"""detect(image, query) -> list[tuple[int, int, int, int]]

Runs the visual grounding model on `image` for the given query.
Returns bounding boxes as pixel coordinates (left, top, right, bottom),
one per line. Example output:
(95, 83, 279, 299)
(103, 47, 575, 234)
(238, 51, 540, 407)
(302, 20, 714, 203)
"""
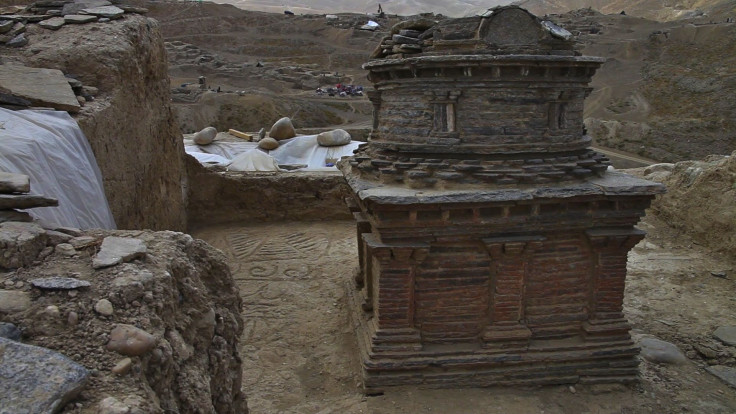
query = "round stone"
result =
(55, 243, 76, 257)
(317, 129, 351, 147)
(639, 337, 687, 364)
(268, 117, 296, 140)
(67, 311, 79, 326)
(193, 126, 217, 145)
(45, 305, 60, 318)
(111, 357, 132, 375)
(107, 324, 156, 356)
(94, 299, 114, 316)
(258, 137, 279, 150)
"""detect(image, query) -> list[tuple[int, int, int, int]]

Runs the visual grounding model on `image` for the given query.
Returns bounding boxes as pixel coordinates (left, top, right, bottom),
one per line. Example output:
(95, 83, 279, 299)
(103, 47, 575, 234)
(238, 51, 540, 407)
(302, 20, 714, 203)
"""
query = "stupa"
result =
(338, 6, 665, 392)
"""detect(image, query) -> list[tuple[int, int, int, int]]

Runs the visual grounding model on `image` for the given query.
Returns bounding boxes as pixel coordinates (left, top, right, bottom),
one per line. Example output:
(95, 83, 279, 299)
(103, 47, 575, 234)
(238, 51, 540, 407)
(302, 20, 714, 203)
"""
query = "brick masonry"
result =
(339, 6, 665, 392)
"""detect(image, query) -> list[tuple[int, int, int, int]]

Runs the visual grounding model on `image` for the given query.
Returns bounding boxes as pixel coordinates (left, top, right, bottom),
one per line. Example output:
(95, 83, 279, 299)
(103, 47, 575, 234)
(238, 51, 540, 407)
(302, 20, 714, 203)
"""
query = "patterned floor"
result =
(193, 221, 365, 413)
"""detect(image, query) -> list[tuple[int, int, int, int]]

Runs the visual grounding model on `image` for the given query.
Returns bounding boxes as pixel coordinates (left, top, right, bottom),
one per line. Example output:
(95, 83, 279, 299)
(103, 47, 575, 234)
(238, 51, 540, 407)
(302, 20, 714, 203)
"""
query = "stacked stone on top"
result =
(0, 0, 147, 48)
(353, 8, 611, 190)
(0, 172, 58, 223)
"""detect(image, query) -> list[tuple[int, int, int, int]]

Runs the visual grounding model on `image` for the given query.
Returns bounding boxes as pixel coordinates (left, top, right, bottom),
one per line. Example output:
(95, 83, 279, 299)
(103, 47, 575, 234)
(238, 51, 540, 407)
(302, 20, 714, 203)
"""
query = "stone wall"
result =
(10, 15, 187, 231)
(185, 156, 352, 230)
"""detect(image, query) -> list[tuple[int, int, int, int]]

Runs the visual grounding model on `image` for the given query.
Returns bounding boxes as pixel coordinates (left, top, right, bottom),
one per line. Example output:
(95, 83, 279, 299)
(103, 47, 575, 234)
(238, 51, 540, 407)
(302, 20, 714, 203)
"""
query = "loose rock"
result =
(258, 137, 279, 150)
(80, 5, 124, 19)
(94, 298, 114, 316)
(56, 243, 77, 256)
(64, 14, 97, 24)
(714, 326, 736, 346)
(69, 235, 97, 249)
(107, 324, 156, 356)
(0, 221, 47, 269)
(31, 276, 91, 290)
(639, 337, 688, 364)
(67, 311, 79, 326)
(0, 171, 30, 194)
(0, 64, 80, 113)
(268, 117, 296, 140)
(39, 16, 65, 30)
(45, 305, 61, 318)
(0, 193, 58, 209)
(0, 322, 21, 340)
(6, 33, 27, 48)
(707, 365, 736, 389)
(0, 289, 31, 313)
(0, 20, 13, 34)
(0, 337, 89, 414)
(45, 229, 73, 245)
(317, 129, 351, 147)
(193, 126, 217, 145)
(92, 236, 147, 269)
(111, 357, 132, 375)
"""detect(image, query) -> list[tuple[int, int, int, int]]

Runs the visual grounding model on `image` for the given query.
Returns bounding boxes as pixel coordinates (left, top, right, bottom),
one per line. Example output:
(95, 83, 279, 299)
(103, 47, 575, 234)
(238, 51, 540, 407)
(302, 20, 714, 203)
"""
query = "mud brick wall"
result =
(185, 156, 352, 230)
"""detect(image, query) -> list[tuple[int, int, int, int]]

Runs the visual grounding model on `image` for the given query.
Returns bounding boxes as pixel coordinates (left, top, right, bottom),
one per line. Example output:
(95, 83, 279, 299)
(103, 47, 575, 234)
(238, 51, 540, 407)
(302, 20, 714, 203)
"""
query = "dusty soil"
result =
(193, 215, 736, 414)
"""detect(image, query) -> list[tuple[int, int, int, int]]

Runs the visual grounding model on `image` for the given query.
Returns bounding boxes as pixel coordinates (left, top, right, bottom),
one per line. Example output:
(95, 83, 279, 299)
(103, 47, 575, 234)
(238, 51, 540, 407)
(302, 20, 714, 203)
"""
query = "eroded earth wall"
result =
(185, 156, 352, 229)
(632, 152, 736, 255)
(0, 225, 246, 413)
(9, 15, 187, 231)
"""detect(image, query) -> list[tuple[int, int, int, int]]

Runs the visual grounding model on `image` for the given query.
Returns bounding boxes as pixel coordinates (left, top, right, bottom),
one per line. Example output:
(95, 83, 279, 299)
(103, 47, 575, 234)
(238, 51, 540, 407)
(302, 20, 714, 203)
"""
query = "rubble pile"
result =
(0, 224, 248, 413)
(0, 172, 57, 226)
(0, 0, 148, 48)
(370, 19, 437, 59)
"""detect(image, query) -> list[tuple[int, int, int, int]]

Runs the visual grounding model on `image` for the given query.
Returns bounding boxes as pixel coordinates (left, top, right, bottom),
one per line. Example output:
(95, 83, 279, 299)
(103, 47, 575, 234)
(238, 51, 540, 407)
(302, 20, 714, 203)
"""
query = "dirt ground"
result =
(193, 214, 736, 414)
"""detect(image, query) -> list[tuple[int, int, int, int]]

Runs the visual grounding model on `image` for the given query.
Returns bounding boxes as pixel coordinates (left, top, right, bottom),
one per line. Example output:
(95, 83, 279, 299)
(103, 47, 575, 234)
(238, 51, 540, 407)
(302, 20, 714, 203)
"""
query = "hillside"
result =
(553, 9, 736, 161)
(516, 0, 736, 21)
(204, 0, 508, 17)
(147, 1, 735, 162)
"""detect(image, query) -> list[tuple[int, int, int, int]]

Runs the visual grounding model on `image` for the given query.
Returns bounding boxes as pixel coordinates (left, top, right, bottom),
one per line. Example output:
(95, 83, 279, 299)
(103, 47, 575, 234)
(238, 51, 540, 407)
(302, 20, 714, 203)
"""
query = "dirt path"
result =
(193, 217, 736, 414)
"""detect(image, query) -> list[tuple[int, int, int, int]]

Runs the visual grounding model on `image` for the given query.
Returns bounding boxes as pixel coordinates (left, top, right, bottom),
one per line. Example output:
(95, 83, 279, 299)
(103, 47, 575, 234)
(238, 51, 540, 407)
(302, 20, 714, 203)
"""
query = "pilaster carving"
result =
(481, 235, 545, 349)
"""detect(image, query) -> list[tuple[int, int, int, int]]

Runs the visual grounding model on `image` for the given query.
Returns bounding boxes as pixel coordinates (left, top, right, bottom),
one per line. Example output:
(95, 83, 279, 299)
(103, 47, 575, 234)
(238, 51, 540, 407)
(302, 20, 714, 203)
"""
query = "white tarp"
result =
(186, 151, 231, 166)
(0, 108, 116, 229)
(184, 133, 362, 171)
(228, 149, 280, 171)
(184, 139, 258, 160)
(270, 135, 361, 169)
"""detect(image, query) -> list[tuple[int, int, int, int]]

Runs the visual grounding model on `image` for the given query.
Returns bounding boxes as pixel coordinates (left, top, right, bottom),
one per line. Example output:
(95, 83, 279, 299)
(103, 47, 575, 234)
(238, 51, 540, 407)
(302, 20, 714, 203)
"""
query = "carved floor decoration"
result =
(193, 221, 362, 413)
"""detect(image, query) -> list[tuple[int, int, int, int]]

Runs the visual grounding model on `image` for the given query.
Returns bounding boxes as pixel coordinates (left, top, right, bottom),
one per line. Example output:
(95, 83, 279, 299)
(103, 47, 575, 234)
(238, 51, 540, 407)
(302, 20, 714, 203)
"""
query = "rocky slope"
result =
(516, 0, 736, 21)
(629, 151, 736, 256)
(562, 9, 736, 162)
(0, 224, 246, 413)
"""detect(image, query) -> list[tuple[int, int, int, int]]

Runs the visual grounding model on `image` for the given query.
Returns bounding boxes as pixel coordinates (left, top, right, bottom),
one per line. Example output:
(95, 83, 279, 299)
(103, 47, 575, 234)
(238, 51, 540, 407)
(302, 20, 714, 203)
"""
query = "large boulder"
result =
(268, 117, 296, 140)
(0, 337, 89, 414)
(317, 129, 351, 147)
(193, 126, 217, 145)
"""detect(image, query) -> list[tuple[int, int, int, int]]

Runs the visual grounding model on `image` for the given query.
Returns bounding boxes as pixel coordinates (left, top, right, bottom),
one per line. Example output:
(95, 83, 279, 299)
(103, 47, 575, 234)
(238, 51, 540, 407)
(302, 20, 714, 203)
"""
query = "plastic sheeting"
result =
(186, 151, 231, 166)
(184, 139, 259, 160)
(0, 108, 116, 230)
(184, 134, 363, 171)
(228, 149, 280, 171)
(270, 135, 361, 169)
